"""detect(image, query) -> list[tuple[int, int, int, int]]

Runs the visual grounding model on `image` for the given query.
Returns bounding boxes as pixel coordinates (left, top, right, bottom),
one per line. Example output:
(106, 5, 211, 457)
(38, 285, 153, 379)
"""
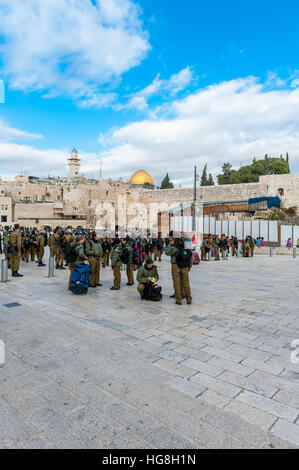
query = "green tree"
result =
(160, 173, 174, 189)
(217, 163, 233, 184)
(207, 173, 215, 186)
(200, 164, 209, 186)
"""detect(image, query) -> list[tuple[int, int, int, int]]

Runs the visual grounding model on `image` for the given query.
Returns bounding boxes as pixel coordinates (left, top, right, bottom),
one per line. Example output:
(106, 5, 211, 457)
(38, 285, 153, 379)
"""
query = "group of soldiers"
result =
(2, 224, 46, 276)
(1, 225, 192, 305)
(2, 224, 260, 306)
(200, 234, 256, 260)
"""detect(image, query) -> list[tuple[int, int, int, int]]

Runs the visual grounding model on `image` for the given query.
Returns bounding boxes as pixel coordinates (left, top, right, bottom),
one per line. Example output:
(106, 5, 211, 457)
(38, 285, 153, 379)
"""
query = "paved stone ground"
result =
(0, 251, 298, 449)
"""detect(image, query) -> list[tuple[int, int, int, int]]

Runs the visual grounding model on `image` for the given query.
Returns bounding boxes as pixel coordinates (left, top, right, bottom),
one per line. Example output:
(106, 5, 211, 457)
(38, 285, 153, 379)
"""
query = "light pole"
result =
(192, 166, 199, 232)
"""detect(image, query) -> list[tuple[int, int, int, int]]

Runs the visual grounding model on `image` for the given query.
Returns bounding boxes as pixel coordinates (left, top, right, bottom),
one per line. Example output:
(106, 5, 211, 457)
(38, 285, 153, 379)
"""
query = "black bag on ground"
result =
(175, 247, 192, 268)
(144, 283, 162, 301)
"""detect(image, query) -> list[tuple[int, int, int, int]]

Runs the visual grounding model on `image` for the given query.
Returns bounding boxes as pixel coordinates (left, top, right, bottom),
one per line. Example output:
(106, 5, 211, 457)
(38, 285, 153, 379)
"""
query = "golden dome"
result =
(130, 169, 154, 187)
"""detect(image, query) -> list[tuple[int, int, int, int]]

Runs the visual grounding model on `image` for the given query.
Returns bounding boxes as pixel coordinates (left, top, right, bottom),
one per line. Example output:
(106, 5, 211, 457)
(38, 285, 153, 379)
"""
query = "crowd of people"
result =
(200, 234, 257, 260)
(0, 225, 193, 305)
(1, 224, 298, 305)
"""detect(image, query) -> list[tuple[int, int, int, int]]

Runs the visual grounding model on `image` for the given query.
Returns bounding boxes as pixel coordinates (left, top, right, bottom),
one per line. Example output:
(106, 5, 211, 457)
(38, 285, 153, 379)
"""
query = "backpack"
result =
(176, 247, 192, 268)
(23, 239, 31, 249)
(120, 247, 130, 265)
(71, 263, 91, 295)
(64, 245, 77, 264)
(144, 283, 162, 301)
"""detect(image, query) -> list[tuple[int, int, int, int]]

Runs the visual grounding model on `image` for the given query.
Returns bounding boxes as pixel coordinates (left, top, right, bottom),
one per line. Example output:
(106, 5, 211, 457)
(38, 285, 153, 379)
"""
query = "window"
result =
(278, 188, 284, 196)
(1, 216, 7, 222)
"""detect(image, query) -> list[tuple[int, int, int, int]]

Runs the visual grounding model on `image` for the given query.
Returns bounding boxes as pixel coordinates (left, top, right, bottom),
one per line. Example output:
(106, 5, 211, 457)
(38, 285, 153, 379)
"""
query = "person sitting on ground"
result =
(136, 258, 159, 300)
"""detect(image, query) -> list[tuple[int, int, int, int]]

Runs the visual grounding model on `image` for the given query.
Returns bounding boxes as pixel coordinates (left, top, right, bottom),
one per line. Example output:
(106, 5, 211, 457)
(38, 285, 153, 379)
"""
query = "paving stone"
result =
(236, 391, 299, 422)
(105, 429, 155, 449)
(270, 419, 299, 447)
(223, 400, 277, 430)
(104, 401, 160, 435)
(241, 358, 285, 375)
(191, 372, 241, 398)
(25, 407, 75, 439)
(0, 398, 37, 447)
(207, 356, 254, 376)
(0, 253, 298, 448)
(183, 358, 224, 377)
(142, 426, 199, 449)
(218, 370, 278, 397)
(158, 350, 189, 364)
(167, 377, 207, 398)
(201, 406, 265, 446)
(272, 389, 299, 409)
(199, 389, 232, 409)
(69, 406, 124, 439)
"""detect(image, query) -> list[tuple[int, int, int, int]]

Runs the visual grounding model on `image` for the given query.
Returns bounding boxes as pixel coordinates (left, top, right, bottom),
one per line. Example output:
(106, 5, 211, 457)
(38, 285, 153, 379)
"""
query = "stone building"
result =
(0, 150, 298, 231)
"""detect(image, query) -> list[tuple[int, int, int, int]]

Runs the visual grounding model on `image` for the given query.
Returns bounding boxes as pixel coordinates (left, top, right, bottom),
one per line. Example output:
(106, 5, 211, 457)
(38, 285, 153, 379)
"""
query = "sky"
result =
(0, 0, 298, 185)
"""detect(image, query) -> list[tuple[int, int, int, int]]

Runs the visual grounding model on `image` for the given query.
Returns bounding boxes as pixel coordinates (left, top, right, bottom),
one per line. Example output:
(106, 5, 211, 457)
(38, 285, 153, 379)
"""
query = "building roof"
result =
(130, 169, 154, 186)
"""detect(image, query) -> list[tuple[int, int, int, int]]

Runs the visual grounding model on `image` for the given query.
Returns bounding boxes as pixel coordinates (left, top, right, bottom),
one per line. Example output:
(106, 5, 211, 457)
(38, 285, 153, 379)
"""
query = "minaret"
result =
(68, 149, 80, 180)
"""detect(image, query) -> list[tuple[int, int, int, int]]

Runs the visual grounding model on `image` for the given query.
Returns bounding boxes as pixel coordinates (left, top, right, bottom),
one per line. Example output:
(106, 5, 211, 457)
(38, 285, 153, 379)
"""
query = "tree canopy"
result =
(200, 164, 215, 186)
(160, 173, 174, 189)
(217, 154, 290, 185)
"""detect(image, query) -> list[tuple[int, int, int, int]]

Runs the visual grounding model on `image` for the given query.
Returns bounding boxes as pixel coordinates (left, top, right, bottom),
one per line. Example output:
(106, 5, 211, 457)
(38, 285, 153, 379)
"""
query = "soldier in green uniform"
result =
(3, 230, 12, 268)
(249, 236, 255, 257)
(110, 238, 123, 290)
(136, 258, 159, 299)
(101, 236, 111, 268)
(10, 224, 23, 277)
(23, 231, 31, 262)
(200, 237, 209, 261)
(36, 231, 46, 266)
(213, 235, 221, 260)
(85, 232, 103, 287)
(124, 236, 135, 286)
(165, 238, 192, 305)
(243, 236, 250, 257)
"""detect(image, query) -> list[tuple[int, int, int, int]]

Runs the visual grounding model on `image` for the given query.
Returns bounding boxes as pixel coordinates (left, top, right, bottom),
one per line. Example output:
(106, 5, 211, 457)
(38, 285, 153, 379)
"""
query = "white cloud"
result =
(0, 0, 149, 106)
(0, 120, 42, 141)
(1, 76, 299, 184)
(117, 66, 194, 111)
(98, 77, 299, 185)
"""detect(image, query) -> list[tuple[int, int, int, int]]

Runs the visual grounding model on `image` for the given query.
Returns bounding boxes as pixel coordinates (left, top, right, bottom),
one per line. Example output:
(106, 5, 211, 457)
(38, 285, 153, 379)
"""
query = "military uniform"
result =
(125, 242, 135, 285)
(213, 237, 220, 260)
(200, 238, 209, 261)
(68, 243, 87, 290)
(101, 238, 111, 267)
(23, 233, 31, 262)
(136, 264, 159, 297)
(3, 233, 11, 268)
(10, 228, 22, 276)
(110, 243, 123, 289)
(165, 245, 192, 304)
(36, 233, 45, 265)
(85, 239, 103, 287)
(243, 238, 250, 257)
(48, 234, 56, 257)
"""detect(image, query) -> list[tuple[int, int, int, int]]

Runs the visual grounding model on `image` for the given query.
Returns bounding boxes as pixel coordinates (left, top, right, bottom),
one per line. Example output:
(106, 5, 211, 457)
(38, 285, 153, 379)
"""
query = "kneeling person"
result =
(137, 258, 159, 299)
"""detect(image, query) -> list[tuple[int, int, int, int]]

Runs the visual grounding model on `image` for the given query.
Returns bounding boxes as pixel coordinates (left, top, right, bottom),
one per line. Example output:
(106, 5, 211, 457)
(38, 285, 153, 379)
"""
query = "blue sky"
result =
(0, 0, 298, 184)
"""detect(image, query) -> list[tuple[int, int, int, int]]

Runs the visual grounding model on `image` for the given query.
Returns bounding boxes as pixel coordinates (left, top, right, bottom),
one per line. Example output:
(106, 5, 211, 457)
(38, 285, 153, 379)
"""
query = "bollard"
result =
(48, 256, 55, 278)
(208, 250, 211, 261)
(1, 259, 8, 282)
(121, 263, 126, 272)
(224, 249, 228, 260)
(270, 247, 273, 257)
(236, 246, 240, 258)
(293, 247, 297, 258)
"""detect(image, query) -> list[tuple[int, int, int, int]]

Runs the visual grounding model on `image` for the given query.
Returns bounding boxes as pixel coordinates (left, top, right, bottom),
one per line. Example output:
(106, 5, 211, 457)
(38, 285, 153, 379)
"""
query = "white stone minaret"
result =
(68, 148, 80, 180)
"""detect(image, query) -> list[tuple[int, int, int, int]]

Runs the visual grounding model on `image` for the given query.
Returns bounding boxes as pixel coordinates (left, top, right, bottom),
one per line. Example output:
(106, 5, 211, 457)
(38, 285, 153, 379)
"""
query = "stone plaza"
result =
(0, 251, 298, 449)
